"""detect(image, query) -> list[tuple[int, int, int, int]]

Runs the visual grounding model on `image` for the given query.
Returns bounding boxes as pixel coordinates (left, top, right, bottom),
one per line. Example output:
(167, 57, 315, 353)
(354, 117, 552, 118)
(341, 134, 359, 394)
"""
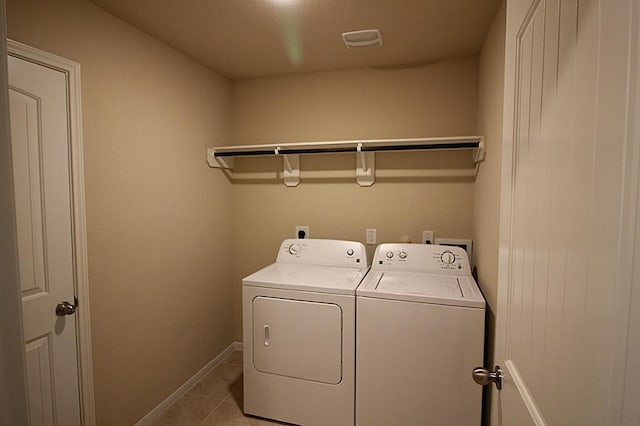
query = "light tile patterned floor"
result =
(150, 351, 283, 426)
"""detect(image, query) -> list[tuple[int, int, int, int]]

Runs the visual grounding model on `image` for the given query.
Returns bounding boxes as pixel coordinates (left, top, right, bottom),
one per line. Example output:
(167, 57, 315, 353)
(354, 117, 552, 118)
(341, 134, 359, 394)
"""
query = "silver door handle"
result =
(55, 301, 76, 316)
(472, 366, 503, 389)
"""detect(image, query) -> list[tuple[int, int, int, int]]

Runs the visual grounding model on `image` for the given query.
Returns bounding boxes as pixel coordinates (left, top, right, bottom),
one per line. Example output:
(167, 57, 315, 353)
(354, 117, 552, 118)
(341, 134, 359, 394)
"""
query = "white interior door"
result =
(9, 54, 82, 426)
(494, 0, 639, 424)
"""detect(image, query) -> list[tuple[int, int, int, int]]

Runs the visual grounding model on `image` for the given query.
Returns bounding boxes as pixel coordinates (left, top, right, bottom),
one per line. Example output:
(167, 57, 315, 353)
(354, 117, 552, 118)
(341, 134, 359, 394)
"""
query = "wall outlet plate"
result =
(295, 226, 310, 239)
(422, 230, 434, 244)
(435, 238, 473, 262)
(366, 228, 377, 245)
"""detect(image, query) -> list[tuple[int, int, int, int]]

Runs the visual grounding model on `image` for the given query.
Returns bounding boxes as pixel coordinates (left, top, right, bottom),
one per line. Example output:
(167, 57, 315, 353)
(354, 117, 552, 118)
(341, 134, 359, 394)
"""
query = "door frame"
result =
(8, 39, 96, 426)
(617, 2, 640, 422)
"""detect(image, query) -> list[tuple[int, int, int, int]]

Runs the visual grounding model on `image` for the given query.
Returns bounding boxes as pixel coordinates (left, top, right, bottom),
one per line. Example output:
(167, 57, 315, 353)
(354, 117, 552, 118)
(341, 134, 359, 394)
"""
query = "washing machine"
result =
(243, 239, 369, 425)
(356, 243, 485, 425)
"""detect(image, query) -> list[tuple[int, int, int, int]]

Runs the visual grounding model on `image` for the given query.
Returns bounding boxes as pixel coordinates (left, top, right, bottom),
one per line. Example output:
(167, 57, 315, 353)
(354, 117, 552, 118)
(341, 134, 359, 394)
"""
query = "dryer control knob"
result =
(346, 249, 354, 256)
(288, 244, 300, 255)
(399, 251, 407, 259)
(386, 251, 394, 259)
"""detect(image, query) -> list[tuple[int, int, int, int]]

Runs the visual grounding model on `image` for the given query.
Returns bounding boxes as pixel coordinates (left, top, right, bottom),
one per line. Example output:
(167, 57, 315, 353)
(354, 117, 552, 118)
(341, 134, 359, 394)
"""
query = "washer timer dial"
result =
(440, 250, 456, 264)
(288, 243, 300, 255)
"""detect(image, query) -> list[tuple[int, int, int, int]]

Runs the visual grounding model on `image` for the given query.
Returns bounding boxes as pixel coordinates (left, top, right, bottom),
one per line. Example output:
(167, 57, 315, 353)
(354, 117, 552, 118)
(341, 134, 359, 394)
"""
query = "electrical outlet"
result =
(366, 228, 377, 245)
(422, 230, 434, 244)
(295, 226, 310, 239)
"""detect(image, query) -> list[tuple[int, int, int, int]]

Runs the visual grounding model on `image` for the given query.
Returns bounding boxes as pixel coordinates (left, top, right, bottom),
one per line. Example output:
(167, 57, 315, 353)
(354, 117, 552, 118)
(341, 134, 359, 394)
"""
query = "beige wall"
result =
(474, 1, 505, 316)
(230, 57, 479, 339)
(473, 3, 505, 424)
(6, 1, 232, 425)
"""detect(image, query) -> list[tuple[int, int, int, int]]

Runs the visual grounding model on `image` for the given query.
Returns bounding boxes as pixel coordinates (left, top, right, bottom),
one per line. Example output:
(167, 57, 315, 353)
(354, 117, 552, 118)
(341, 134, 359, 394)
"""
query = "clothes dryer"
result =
(243, 239, 368, 425)
(356, 243, 485, 425)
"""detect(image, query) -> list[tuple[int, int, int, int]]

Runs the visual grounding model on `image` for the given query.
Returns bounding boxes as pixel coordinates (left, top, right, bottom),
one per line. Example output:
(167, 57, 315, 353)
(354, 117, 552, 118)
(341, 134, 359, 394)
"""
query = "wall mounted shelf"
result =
(207, 136, 485, 187)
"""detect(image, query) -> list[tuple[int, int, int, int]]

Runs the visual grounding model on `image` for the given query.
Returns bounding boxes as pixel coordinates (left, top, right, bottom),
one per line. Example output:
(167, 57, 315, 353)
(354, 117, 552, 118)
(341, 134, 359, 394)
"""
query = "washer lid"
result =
(376, 272, 463, 298)
(357, 271, 485, 308)
(243, 263, 367, 295)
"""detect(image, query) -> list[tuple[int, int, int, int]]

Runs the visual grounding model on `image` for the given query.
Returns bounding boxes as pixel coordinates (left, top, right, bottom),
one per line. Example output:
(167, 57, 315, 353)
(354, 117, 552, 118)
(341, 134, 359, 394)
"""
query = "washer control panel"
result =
(277, 239, 368, 268)
(373, 243, 470, 275)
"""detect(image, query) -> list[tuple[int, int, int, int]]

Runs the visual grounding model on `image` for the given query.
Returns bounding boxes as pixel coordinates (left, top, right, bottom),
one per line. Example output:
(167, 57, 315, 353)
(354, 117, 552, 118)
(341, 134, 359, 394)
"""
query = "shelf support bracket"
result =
(357, 143, 367, 172)
(473, 138, 486, 163)
(279, 148, 300, 187)
(207, 148, 234, 169)
(356, 143, 375, 186)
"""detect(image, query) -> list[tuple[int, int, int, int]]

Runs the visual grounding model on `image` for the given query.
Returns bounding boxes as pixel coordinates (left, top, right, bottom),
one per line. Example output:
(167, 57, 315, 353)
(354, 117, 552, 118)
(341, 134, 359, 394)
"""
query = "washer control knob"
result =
(441, 250, 456, 264)
(386, 251, 394, 259)
(288, 243, 300, 255)
(399, 251, 407, 259)
(346, 249, 354, 256)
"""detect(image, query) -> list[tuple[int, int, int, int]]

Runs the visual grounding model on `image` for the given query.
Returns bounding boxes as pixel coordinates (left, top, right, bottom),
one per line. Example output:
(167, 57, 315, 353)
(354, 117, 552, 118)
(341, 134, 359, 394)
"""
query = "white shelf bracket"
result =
(357, 143, 368, 172)
(356, 143, 375, 186)
(473, 138, 486, 163)
(207, 148, 234, 169)
(279, 149, 300, 187)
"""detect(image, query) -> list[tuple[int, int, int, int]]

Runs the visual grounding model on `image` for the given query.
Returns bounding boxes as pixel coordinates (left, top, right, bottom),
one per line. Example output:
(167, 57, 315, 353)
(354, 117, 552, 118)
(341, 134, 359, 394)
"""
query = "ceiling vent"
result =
(341, 29, 383, 48)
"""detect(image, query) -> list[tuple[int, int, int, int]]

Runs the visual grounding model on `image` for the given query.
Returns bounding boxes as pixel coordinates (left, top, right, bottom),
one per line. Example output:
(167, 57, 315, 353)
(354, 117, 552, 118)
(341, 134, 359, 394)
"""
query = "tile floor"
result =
(150, 351, 285, 426)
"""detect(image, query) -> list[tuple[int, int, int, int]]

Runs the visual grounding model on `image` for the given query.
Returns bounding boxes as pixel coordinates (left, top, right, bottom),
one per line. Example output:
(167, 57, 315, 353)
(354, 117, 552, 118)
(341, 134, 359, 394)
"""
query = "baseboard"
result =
(134, 341, 242, 426)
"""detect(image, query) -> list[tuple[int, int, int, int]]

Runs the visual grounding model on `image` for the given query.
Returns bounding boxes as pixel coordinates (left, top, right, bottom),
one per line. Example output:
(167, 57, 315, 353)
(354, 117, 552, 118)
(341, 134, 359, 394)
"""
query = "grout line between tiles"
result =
(155, 350, 242, 426)
(198, 391, 232, 426)
(196, 351, 237, 426)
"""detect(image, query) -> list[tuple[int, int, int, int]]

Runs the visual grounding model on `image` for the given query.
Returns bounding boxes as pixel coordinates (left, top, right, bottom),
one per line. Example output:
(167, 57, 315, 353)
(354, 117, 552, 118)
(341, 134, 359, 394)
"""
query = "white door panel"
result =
(10, 89, 46, 297)
(495, 0, 638, 424)
(9, 55, 82, 426)
(25, 336, 55, 426)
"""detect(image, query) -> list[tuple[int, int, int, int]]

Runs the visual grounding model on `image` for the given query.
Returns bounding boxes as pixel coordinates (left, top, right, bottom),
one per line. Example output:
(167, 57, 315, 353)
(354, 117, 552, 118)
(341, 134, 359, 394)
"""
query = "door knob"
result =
(55, 301, 76, 316)
(472, 366, 503, 390)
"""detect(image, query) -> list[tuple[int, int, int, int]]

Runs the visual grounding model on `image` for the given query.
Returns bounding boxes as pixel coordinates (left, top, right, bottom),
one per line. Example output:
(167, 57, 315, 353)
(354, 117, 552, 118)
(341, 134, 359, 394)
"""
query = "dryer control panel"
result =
(373, 243, 470, 275)
(276, 239, 368, 268)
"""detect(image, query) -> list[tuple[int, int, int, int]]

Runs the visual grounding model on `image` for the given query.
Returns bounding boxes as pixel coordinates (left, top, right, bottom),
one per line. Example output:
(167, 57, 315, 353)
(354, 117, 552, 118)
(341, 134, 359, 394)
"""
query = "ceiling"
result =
(89, 0, 502, 79)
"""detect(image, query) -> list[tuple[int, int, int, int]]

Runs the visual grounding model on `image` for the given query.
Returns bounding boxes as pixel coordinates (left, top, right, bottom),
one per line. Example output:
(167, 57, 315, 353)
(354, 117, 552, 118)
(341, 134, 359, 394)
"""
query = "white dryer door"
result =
(252, 296, 342, 384)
